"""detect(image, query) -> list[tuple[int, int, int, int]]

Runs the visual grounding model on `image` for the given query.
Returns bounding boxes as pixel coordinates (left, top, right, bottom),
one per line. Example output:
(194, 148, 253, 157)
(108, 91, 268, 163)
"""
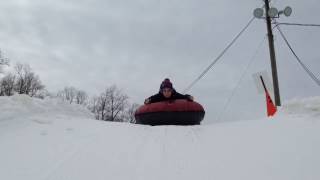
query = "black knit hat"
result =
(160, 78, 173, 91)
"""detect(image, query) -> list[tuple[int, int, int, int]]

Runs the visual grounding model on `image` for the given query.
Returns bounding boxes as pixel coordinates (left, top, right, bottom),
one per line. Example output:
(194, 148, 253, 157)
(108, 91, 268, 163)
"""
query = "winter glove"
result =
(187, 95, 194, 102)
(144, 98, 151, 105)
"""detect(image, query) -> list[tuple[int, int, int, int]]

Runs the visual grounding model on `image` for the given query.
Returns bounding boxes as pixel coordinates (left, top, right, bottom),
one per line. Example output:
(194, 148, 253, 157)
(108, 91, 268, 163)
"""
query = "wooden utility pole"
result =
(264, 0, 281, 106)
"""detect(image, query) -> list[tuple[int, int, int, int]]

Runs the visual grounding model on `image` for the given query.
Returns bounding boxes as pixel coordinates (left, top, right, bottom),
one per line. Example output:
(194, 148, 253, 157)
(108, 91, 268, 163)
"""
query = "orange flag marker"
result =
(265, 90, 277, 117)
(260, 76, 277, 117)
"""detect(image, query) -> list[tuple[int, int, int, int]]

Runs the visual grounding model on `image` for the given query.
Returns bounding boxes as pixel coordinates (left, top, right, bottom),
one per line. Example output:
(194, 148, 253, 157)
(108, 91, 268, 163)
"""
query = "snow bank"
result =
(0, 95, 319, 180)
(0, 94, 93, 122)
(282, 96, 320, 117)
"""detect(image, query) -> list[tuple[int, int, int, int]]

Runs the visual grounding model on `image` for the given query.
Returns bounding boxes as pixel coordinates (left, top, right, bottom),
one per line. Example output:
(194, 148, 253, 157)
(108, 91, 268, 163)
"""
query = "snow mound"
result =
(0, 94, 93, 122)
(0, 95, 320, 180)
(282, 96, 320, 117)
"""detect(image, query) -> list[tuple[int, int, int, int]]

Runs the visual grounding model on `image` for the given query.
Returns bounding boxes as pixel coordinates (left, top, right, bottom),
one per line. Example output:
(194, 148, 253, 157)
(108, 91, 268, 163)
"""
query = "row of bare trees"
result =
(0, 49, 139, 123)
(57, 87, 88, 105)
(56, 85, 140, 123)
(0, 63, 45, 97)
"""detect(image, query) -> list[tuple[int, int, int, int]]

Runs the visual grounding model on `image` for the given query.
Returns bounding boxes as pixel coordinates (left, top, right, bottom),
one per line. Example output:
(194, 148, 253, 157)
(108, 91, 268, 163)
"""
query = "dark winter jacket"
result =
(147, 90, 192, 104)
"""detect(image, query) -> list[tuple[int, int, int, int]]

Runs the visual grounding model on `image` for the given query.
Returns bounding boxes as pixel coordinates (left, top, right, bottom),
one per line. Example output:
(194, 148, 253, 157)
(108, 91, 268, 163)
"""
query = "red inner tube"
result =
(136, 99, 204, 114)
(135, 99, 205, 125)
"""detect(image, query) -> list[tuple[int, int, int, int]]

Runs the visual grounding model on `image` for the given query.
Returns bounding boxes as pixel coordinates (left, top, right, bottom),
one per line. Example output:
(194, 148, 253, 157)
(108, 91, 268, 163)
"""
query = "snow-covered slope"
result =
(0, 95, 319, 180)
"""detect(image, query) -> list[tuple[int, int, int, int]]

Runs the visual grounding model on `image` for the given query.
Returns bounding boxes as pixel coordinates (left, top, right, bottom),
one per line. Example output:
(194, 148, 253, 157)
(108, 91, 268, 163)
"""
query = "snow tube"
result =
(135, 99, 205, 126)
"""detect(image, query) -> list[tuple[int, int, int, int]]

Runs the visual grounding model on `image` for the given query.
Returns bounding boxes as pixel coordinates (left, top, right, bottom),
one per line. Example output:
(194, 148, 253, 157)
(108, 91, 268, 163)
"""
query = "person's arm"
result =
(144, 93, 162, 104)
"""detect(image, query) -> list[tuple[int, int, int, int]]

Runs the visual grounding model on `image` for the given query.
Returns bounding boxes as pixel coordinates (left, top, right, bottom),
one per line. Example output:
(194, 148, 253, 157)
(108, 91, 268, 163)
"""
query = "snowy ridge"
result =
(282, 96, 320, 117)
(0, 94, 93, 122)
(0, 95, 319, 180)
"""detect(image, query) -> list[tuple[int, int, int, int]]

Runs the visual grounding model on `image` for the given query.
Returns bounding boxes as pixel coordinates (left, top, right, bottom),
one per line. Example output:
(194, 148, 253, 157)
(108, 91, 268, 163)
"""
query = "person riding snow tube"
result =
(135, 78, 205, 125)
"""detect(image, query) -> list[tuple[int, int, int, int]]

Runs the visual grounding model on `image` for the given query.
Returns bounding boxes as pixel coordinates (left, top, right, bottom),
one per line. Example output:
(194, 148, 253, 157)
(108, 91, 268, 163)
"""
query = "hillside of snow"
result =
(0, 94, 320, 180)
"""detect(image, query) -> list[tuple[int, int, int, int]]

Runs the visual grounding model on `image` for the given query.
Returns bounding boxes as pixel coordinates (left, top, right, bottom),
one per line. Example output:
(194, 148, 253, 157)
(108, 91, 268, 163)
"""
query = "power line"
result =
(273, 22, 320, 28)
(276, 25, 320, 87)
(183, 17, 255, 93)
(217, 35, 267, 121)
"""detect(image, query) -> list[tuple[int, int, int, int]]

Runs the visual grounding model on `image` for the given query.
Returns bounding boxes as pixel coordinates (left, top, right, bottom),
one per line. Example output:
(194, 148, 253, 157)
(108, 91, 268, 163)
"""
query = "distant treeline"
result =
(0, 62, 45, 98)
(0, 53, 139, 123)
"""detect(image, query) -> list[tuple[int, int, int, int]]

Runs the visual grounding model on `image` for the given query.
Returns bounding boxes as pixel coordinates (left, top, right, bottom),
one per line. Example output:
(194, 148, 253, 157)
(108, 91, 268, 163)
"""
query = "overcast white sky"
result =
(0, 0, 319, 124)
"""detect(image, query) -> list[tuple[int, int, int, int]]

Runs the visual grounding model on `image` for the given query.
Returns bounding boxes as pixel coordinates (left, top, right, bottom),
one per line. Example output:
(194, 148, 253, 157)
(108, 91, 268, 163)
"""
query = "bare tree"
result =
(125, 103, 140, 123)
(75, 90, 88, 105)
(57, 89, 66, 101)
(106, 85, 128, 122)
(87, 96, 101, 120)
(57, 87, 88, 105)
(0, 73, 15, 96)
(14, 63, 26, 94)
(90, 85, 129, 121)
(13, 63, 44, 96)
(24, 71, 36, 95)
(57, 86, 77, 104)
(29, 75, 45, 97)
(33, 89, 51, 99)
(96, 93, 108, 120)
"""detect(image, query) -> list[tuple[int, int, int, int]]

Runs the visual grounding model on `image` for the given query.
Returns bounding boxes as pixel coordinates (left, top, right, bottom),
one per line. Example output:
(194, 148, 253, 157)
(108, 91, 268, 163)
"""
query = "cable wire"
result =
(217, 35, 267, 121)
(273, 22, 320, 28)
(183, 17, 255, 93)
(276, 25, 320, 87)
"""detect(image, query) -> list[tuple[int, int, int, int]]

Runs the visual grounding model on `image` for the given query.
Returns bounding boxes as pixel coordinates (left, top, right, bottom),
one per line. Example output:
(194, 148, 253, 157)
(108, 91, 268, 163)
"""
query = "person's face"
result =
(162, 88, 172, 98)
